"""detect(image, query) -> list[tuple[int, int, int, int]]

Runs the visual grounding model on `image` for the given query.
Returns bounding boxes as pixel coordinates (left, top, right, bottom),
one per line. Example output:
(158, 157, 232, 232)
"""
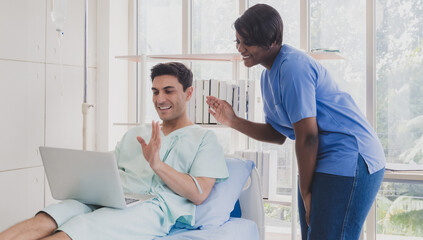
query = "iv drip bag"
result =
(51, 0, 67, 36)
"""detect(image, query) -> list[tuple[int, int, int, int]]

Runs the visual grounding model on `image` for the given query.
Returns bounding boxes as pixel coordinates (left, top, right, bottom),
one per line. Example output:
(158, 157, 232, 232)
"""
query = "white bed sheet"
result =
(156, 217, 259, 240)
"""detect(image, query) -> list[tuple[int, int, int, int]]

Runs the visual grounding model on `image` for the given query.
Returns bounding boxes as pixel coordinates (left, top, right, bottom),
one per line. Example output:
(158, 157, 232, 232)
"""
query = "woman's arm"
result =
(293, 117, 319, 225)
(207, 96, 286, 145)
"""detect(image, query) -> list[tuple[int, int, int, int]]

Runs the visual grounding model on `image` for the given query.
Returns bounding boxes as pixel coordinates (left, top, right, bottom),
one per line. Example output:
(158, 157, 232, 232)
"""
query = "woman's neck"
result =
(262, 44, 282, 70)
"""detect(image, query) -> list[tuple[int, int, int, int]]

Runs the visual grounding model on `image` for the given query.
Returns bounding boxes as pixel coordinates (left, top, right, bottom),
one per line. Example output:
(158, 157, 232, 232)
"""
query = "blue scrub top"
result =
(261, 44, 385, 177)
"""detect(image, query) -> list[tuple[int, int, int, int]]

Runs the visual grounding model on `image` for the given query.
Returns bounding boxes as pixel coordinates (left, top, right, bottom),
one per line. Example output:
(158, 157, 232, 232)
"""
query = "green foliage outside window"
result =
(377, 183, 423, 237)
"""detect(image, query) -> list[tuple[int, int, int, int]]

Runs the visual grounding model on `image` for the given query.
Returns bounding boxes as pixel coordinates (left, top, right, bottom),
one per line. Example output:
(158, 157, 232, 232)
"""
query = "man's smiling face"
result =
(152, 74, 191, 123)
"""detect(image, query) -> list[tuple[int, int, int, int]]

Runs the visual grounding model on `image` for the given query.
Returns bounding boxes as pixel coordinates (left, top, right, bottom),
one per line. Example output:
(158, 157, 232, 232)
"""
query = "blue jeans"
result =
(298, 154, 384, 240)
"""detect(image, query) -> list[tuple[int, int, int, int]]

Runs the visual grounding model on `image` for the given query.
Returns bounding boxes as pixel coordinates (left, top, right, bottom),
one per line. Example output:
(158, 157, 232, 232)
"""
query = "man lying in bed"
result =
(0, 62, 229, 240)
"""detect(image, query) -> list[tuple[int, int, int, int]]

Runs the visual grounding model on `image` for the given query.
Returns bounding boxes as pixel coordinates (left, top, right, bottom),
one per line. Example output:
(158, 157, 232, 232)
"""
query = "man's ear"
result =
(186, 86, 194, 101)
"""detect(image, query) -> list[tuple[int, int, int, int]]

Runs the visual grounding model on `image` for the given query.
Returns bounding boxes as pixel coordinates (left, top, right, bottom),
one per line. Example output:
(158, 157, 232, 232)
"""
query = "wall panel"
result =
(0, 0, 46, 62)
(0, 60, 44, 171)
(0, 167, 44, 231)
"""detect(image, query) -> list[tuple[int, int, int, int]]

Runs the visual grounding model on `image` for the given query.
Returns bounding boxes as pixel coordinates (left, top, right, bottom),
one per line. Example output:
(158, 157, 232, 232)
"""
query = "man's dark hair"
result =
(234, 4, 283, 48)
(150, 62, 193, 91)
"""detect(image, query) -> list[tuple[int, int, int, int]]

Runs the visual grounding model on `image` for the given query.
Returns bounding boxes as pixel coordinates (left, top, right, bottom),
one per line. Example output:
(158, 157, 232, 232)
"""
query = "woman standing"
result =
(206, 4, 385, 240)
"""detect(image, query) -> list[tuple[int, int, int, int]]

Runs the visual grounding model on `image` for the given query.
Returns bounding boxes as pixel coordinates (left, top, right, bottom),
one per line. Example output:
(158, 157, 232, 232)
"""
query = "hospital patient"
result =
(0, 62, 229, 240)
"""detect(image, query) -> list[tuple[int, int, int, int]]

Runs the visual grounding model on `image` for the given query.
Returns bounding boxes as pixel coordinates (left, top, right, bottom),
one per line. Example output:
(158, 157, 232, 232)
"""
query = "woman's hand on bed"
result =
(137, 121, 162, 170)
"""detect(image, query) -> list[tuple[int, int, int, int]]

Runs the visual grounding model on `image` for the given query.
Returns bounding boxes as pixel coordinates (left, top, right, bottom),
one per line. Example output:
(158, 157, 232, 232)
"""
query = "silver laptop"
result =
(39, 146, 156, 209)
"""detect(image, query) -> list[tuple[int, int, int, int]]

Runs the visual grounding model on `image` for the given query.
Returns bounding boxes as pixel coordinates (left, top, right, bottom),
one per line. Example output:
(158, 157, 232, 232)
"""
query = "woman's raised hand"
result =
(206, 96, 237, 127)
(137, 121, 162, 170)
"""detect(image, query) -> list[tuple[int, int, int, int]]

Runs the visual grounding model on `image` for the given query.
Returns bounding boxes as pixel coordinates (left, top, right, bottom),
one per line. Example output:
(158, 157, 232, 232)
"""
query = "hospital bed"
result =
(156, 158, 265, 240)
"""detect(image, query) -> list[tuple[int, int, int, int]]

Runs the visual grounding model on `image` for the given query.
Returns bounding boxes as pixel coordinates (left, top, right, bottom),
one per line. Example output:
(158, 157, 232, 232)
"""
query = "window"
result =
(138, 0, 183, 123)
(376, 182, 423, 239)
(138, 0, 182, 55)
(191, 0, 238, 54)
(376, 0, 423, 167)
(191, 0, 237, 81)
(310, 0, 367, 112)
(375, 1, 423, 239)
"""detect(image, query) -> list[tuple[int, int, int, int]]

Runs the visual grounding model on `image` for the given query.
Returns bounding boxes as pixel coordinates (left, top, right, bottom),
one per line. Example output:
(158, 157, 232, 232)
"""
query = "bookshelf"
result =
(115, 53, 249, 152)
(114, 51, 343, 127)
(114, 53, 244, 126)
(307, 51, 344, 60)
(113, 122, 141, 126)
(116, 53, 242, 62)
(115, 51, 343, 63)
(113, 122, 229, 128)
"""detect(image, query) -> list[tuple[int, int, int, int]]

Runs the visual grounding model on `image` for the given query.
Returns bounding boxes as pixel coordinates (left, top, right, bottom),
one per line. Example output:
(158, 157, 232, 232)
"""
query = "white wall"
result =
(0, 0, 99, 230)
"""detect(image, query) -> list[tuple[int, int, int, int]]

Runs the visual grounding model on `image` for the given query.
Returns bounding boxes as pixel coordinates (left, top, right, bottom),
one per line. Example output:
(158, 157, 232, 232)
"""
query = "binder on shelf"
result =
(189, 89, 196, 123)
(247, 80, 256, 121)
(218, 81, 227, 104)
(195, 80, 203, 124)
(238, 80, 247, 119)
(226, 83, 234, 107)
(257, 150, 263, 187)
(242, 150, 258, 168)
(209, 79, 219, 124)
(203, 79, 210, 124)
(232, 84, 240, 116)
(262, 150, 277, 199)
(234, 149, 278, 199)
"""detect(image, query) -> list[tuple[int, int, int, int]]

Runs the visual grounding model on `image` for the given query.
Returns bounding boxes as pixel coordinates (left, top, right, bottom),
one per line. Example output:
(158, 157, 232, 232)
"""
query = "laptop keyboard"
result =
(125, 197, 139, 205)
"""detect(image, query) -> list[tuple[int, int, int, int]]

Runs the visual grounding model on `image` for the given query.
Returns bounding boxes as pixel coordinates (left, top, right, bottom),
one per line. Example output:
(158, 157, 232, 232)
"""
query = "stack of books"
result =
(189, 79, 256, 124)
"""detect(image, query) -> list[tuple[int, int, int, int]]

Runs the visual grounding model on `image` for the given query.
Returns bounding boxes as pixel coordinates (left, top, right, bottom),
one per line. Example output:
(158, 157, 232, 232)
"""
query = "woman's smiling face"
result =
(235, 32, 273, 68)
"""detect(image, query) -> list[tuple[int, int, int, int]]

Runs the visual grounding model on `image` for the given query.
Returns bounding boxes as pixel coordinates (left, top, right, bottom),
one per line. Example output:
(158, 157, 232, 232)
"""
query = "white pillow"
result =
(175, 158, 254, 229)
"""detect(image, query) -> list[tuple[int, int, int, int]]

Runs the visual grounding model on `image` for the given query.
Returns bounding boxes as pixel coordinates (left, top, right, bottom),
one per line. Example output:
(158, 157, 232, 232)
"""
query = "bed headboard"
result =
(239, 168, 265, 240)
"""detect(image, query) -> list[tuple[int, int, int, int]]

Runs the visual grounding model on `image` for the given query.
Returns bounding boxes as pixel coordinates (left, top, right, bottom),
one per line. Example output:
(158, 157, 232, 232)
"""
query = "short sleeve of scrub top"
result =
(279, 59, 318, 124)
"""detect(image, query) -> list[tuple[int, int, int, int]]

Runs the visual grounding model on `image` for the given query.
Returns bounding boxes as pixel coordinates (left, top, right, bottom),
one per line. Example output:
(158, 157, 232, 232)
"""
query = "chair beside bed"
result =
(156, 158, 265, 240)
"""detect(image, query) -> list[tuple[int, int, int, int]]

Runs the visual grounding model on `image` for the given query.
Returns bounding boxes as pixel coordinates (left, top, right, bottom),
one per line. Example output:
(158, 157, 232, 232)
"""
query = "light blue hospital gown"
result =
(42, 124, 229, 240)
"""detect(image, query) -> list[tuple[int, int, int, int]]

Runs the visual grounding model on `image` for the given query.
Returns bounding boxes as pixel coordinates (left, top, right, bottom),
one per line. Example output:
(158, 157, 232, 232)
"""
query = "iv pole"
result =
(82, 0, 94, 150)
